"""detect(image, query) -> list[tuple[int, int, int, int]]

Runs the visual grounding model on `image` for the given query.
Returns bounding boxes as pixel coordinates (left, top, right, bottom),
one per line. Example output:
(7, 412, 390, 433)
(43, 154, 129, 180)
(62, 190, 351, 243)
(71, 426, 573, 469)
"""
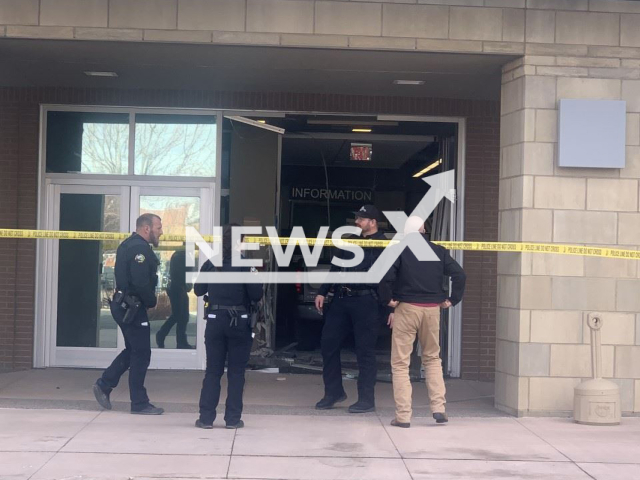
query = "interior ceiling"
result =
(0, 39, 512, 100)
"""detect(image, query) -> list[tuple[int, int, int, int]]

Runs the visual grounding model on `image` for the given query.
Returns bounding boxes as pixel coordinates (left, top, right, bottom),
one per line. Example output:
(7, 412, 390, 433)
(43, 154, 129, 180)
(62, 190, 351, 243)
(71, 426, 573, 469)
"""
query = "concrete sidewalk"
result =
(1, 369, 639, 479)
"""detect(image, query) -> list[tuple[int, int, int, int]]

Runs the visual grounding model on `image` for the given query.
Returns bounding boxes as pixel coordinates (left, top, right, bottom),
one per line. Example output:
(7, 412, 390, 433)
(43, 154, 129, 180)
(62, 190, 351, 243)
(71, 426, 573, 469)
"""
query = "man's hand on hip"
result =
(315, 295, 325, 314)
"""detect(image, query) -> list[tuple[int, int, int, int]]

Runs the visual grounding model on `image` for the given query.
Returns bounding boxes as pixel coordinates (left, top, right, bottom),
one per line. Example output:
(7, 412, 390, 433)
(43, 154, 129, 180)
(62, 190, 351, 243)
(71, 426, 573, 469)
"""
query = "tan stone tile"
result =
(109, 0, 177, 30)
(535, 110, 557, 143)
(556, 77, 621, 100)
(551, 277, 617, 312)
(618, 212, 640, 245)
(281, 34, 348, 48)
(416, 38, 483, 53)
(502, 8, 525, 43)
(529, 377, 582, 412)
(525, 10, 555, 44)
(550, 344, 614, 377)
(449, 6, 503, 42)
(7, 25, 74, 39)
(555, 11, 620, 47)
(75, 28, 143, 41)
(144, 29, 211, 43)
(614, 346, 640, 378)
(349, 36, 416, 50)
(315, 1, 382, 36)
(178, 0, 245, 32)
(40, 0, 107, 27)
(247, 0, 314, 34)
(621, 14, 640, 48)
(0, 0, 38, 25)
(531, 310, 582, 344)
(382, 4, 448, 39)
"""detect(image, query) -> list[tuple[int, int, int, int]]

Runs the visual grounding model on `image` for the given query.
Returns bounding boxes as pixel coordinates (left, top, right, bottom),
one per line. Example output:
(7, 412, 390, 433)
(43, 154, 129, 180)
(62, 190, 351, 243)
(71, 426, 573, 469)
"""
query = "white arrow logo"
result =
(188, 169, 456, 284)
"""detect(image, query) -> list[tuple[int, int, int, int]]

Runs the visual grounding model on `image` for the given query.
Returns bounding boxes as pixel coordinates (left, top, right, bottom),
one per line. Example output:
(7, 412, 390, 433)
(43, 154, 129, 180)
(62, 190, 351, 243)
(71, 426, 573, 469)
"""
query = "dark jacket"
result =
(379, 233, 466, 306)
(194, 258, 263, 308)
(318, 230, 387, 297)
(114, 232, 159, 309)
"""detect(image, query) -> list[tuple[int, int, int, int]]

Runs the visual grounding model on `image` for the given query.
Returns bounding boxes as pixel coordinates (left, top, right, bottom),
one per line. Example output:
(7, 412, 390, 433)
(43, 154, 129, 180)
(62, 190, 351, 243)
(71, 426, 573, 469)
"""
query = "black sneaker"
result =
(315, 393, 347, 410)
(93, 382, 112, 410)
(348, 401, 375, 414)
(433, 412, 448, 424)
(195, 419, 213, 429)
(131, 404, 164, 415)
(225, 419, 244, 429)
(156, 332, 165, 348)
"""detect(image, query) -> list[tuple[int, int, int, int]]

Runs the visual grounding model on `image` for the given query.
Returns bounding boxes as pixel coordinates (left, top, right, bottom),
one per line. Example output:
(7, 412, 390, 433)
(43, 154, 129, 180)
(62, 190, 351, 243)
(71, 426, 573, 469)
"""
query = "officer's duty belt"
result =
(336, 288, 375, 298)
(208, 304, 247, 312)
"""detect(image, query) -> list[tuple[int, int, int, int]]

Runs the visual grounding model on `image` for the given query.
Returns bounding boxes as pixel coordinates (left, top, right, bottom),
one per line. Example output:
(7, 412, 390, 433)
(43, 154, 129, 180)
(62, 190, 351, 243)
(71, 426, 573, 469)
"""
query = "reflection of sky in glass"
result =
(81, 123, 129, 174)
(135, 123, 216, 177)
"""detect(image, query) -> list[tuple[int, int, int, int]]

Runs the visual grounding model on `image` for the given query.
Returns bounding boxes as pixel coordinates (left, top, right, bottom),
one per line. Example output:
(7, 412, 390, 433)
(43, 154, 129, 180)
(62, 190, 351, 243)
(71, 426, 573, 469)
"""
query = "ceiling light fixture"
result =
(413, 159, 443, 178)
(352, 128, 372, 133)
(84, 71, 118, 77)
(393, 80, 425, 86)
(257, 120, 266, 124)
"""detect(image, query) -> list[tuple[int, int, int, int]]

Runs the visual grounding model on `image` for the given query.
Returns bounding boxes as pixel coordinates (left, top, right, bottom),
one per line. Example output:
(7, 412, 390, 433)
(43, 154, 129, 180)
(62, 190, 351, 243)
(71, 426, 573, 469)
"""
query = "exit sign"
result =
(350, 143, 372, 161)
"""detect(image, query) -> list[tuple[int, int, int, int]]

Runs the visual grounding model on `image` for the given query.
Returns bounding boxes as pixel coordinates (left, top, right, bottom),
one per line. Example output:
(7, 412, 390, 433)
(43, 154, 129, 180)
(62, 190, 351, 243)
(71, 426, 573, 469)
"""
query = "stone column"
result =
(497, 55, 640, 416)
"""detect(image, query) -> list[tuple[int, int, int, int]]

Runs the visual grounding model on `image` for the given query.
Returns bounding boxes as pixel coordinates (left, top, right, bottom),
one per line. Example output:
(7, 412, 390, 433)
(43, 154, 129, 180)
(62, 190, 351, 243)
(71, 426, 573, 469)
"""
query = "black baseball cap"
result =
(353, 205, 382, 221)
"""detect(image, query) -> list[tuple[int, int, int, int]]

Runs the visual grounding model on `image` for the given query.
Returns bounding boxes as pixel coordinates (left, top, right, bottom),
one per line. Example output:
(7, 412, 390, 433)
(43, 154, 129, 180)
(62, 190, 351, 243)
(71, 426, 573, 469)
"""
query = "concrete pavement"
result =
(0, 369, 639, 479)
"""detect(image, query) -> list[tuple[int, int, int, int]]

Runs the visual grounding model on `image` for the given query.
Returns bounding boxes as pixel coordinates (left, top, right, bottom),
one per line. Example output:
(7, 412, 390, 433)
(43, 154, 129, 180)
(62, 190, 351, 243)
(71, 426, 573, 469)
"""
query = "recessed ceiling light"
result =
(257, 120, 266, 124)
(84, 71, 118, 77)
(393, 80, 425, 86)
(352, 128, 372, 133)
(413, 159, 443, 178)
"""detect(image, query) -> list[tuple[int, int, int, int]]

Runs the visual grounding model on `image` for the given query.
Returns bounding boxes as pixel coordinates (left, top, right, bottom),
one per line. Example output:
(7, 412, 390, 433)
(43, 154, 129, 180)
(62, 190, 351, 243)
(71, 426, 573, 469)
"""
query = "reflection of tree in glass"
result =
(81, 124, 128, 174)
(135, 124, 216, 176)
(140, 196, 200, 236)
(103, 195, 121, 233)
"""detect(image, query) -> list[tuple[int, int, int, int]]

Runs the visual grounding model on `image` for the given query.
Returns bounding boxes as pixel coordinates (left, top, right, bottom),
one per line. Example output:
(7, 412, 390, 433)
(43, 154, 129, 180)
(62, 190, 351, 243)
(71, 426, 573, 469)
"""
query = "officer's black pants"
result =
(199, 311, 252, 425)
(321, 294, 381, 406)
(157, 288, 190, 347)
(100, 303, 151, 410)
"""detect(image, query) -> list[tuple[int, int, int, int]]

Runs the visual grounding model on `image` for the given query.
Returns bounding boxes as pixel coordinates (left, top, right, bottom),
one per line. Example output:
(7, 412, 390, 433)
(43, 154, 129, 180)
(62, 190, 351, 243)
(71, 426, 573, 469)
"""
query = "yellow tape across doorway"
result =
(1, 227, 639, 259)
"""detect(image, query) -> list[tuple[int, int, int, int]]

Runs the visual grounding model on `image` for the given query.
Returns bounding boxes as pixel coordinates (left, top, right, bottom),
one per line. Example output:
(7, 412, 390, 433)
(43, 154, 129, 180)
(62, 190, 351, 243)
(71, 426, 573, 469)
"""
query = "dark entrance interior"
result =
(248, 114, 459, 376)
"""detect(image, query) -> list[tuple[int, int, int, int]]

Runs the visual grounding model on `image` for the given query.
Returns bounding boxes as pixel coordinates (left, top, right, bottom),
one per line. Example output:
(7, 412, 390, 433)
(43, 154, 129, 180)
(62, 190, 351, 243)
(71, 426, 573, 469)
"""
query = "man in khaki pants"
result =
(379, 216, 466, 428)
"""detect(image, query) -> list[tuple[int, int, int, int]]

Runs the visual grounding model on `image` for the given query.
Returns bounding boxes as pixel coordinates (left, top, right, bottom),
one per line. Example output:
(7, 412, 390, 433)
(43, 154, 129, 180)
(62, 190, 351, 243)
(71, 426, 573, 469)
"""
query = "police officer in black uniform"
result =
(194, 224, 263, 429)
(93, 213, 164, 415)
(314, 205, 387, 413)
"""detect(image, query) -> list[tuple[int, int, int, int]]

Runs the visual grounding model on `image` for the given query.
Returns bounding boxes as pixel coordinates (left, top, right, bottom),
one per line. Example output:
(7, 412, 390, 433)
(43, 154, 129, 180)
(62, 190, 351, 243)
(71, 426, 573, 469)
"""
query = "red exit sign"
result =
(350, 143, 372, 161)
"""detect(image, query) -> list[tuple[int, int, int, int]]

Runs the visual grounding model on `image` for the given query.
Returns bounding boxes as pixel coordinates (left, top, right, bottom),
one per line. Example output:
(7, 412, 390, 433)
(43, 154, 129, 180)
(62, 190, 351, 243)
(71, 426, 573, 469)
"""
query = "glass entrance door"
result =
(48, 185, 129, 367)
(131, 186, 212, 370)
(47, 184, 212, 369)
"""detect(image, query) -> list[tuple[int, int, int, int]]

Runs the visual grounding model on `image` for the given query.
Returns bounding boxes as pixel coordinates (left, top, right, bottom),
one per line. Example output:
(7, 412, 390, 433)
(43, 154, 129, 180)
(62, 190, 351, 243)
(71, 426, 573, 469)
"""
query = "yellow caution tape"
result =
(0, 228, 638, 259)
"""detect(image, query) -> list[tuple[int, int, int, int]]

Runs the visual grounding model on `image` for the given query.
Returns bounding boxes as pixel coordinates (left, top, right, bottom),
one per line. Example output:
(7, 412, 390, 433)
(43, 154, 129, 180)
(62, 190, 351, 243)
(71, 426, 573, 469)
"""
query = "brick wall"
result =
(0, 87, 499, 379)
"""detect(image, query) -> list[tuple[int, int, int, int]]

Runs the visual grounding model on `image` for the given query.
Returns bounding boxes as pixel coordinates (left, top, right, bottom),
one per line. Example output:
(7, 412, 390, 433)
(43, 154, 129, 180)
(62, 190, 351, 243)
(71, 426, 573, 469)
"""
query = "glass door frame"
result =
(42, 183, 130, 368)
(37, 178, 216, 369)
(130, 185, 214, 370)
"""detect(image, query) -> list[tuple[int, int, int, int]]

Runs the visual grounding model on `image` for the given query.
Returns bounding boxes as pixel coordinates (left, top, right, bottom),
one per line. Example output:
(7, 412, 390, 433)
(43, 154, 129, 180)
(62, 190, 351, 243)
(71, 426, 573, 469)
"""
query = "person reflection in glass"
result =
(156, 246, 194, 349)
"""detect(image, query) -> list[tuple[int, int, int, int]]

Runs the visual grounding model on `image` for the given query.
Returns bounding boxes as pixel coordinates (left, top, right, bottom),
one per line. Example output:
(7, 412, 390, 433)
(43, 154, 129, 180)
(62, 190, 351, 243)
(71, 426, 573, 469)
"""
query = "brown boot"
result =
(390, 418, 410, 428)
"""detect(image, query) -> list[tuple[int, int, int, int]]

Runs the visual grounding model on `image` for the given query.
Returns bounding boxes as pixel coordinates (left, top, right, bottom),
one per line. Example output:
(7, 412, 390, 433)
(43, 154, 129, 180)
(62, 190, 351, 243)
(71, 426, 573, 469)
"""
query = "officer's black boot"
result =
(93, 380, 112, 410)
(348, 400, 376, 413)
(131, 403, 164, 415)
(195, 419, 213, 429)
(315, 392, 347, 410)
(225, 419, 245, 429)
